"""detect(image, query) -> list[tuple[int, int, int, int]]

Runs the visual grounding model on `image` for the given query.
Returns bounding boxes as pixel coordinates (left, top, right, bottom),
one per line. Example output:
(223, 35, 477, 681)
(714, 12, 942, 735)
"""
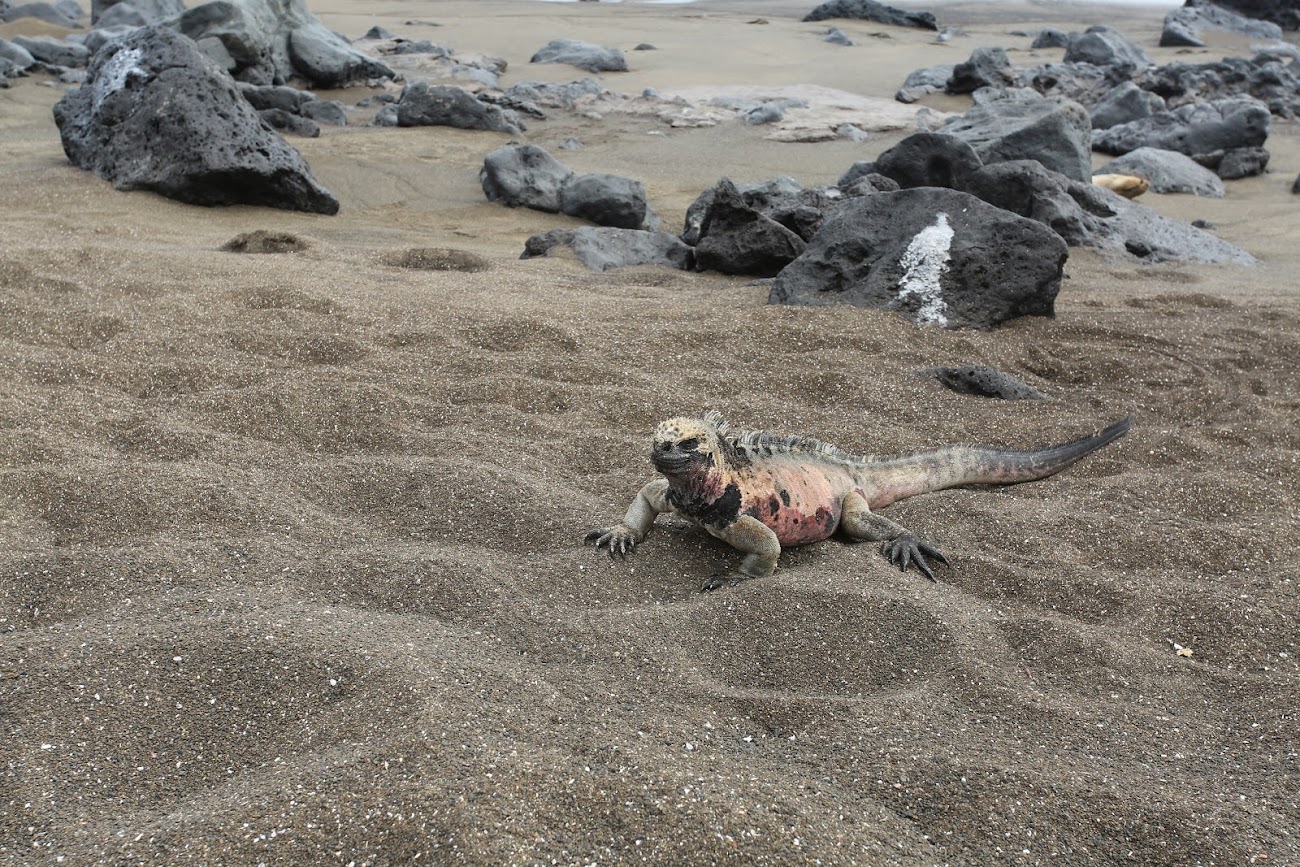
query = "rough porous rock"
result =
(1213, 145, 1269, 178)
(691, 178, 807, 277)
(521, 227, 691, 272)
(1163, 0, 1283, 45)
(259, 107, 318, 137)
(1136, 56, 1300, 119)
(802, 0, 938, 30)
(558, 172, 649, 230)
(1210, 0, 1300, 29)
(395, 81, 524, 133)
(895, 63, 953, 102)
(95, 0, 179, 26)
(873, 132, 983, 190)
(529, 38, 627, 73)
(946, 46, 1018, 94)
(964, 160, 1253, 263)
(1093, 96, 1270, 157)
(1, 37, 38, 73)
(1062, 24, 1151, 70)
(172, 0, 394, 87)
(480, 144, 574, 212)
(769, 187, 1066, 330)
(1095, 147, 1225, 197)
(928, 365, 1047, 400)
(52, 26, 338, 214)
(1030, 28, 1069, 49)
(1090, 81, 1166, 130)
(940, 96, 1093, 182)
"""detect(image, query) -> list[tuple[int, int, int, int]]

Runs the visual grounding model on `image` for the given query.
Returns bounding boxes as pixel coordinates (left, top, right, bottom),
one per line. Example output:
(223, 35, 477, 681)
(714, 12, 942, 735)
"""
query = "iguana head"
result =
(650, 412, 728, 477)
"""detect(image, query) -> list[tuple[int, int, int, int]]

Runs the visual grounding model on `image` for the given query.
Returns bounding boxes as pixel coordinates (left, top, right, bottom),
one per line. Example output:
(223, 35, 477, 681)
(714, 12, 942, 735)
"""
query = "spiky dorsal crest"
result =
(699, 410, 731, 437)
(698, 411, 878, 467)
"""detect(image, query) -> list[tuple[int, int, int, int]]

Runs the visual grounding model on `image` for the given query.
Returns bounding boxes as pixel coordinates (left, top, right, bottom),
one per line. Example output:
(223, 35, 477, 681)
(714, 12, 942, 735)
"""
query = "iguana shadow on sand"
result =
(586, 411, 1133, 592)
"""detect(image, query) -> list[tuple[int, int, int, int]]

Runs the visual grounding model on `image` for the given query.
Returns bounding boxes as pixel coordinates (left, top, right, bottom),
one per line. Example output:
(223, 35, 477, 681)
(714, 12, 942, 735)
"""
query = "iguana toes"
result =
(585, 411, 1133, 592)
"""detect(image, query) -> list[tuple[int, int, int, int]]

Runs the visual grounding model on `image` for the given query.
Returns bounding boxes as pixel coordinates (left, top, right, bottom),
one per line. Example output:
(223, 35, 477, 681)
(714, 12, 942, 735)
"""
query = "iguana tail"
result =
(858, 415, 1133, 509)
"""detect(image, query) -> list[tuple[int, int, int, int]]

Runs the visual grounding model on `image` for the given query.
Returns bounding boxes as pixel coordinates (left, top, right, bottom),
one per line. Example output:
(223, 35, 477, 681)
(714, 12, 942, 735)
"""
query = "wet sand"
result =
(1, 0, 1297, 863)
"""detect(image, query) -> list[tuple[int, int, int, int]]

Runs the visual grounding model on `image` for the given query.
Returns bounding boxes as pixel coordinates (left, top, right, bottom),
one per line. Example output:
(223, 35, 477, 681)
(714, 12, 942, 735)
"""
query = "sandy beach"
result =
(2, 0, 1298, 863)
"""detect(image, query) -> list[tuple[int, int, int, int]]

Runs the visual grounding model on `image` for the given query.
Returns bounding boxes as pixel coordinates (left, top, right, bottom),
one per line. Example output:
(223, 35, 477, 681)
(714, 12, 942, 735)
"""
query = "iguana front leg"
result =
(839, 492, 948, 581)
(585, 479, 671, 557)
(699, 515, 782, 593)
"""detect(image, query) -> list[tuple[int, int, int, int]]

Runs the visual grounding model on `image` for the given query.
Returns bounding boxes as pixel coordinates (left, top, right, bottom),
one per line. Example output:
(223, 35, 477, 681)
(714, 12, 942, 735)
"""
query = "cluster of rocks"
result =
(52, 26, 339, 213)
(481, 144, 656, 231)
(506, 115, 1251, 329)
(896, 15, 1296, 191)
(1, 0, 395, 88)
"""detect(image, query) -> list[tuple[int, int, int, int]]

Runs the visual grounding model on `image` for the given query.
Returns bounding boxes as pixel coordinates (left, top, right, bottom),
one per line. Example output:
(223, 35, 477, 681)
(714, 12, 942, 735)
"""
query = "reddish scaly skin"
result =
(731, 458, 855, 546)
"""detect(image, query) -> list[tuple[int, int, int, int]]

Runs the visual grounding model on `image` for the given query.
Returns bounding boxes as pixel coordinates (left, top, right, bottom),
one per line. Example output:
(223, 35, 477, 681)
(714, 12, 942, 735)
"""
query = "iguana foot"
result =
(880, 535, 948, 582)
(700, 571, 750, 593)
(584, 525, 643, 558)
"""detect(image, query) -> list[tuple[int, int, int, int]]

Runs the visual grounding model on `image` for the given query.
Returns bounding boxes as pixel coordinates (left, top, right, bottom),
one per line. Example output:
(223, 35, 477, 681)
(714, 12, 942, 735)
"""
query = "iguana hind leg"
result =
(840, 492, 948, 582)
(585, 479, 672, 557)
(700, 515, 782, 593)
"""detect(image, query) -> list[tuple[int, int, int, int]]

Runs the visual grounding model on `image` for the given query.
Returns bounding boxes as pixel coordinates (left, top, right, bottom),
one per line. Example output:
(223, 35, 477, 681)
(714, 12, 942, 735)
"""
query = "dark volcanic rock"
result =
(1214, 145, 1269, 178)
(946, 46, 1017, 94)
(529, 38, 627, 73)
(1136, 56, 1300, 119)
(1092, 96, 1270, 157)
(1162, 0, 1282, 45)
(940, 96, 1093, 182)
(3, 1, 81, 26)
(1062, 24, 1151, 70)
(259, 107, 319, 137)
(1189, 0, 1296, 31)
(1090, 81, 1166, 130)
(396, 81, 524, 133)
(52, 26, 338, 214)
(521, 227, 691, 272)
(895, 63, 954, 102)
(929, 365, 1047, 400)
(802, 0, 937, 30)
(964, 160, 1253, 263)
(692, 178, 807, 277)
(559, 173, 650, 230)
(12, 34, 90, 67)
(173, 0, 394, 87)
(1030, 28, 1069, 49)
(480, 144, 574, 212)
(769, 188, 1066, 329)
(873, 132, 983, 190)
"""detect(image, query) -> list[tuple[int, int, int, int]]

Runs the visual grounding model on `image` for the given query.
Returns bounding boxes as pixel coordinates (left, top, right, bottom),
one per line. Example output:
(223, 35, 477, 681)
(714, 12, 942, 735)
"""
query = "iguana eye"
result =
(678, 438, 700, 451)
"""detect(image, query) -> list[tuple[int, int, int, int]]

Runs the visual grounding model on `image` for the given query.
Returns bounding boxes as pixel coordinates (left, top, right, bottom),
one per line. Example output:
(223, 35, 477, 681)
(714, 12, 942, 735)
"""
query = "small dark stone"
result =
(927, 365, 1047, 400)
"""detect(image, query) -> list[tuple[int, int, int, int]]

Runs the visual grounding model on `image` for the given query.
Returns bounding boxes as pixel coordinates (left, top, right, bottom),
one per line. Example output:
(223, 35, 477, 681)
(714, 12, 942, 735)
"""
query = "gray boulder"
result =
(1213, 145, 1269, 178)
(1030, 28, 1069, 49)
(692, 178, 807, 277)
(895, 63, 953, 102)
(12, 34, 90, 67)
(1093, 96, 1270, 157)
(95, 0, 178, 26)
(1162, 0, 1282, 47)
(1210, 0, 1299, 30)
(52, 26, 338, 214)
(3, 1, 81, 25)
(480, 144, 574, 212)
(769, 187, 1066, 329)
(300, 97, 345, 125)
(529, 38, 627, 73)
(0, 38, 37, 72)
(1094, 147, 1225, 196)
(940, 96, 1093, 182)
(76, 25, 138, 55)
(946, 46, 1017, 94)
(825, 27, 854, 45)
(258, 106, 317, 137)
(395, 81, 524, 134)
(171, 0, 394, 87)
(873, 132, 983, 189)
(521, 227, 691, 272)
(1136, 56, 1300, 119)
(1090, 81, 1166, 130)
(802, 0, 938, 30)
(1062, 24, 1150, 70)
(558, 172, 649, 230)
(964, 160, 1252, 263)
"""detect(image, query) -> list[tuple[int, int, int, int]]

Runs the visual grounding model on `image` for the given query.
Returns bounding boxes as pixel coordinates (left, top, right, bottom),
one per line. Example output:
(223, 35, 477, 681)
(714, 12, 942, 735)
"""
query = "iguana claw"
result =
(584, 526, 641, 558)
(880, 535, 948, 582)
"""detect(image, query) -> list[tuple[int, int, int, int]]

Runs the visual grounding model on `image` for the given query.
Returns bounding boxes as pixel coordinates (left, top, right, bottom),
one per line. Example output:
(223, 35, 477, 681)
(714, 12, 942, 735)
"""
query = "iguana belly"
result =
(739, 465, 845, 546)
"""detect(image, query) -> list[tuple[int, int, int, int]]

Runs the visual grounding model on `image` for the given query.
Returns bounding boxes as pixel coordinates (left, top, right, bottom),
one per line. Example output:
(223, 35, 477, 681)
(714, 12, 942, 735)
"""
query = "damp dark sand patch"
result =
(221, 231, 312, 254)
(379, 247, 493, 272)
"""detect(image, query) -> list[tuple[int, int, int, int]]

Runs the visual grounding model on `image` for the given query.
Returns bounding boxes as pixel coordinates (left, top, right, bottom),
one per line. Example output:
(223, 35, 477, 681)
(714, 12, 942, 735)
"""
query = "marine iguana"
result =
(585, 411, 1133, 591)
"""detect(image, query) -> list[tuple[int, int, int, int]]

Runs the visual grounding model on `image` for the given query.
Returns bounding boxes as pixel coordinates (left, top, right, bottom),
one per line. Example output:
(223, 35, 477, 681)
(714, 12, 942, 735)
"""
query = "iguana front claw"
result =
(880, 535, 948, 582)
(584, 525, 643, 558)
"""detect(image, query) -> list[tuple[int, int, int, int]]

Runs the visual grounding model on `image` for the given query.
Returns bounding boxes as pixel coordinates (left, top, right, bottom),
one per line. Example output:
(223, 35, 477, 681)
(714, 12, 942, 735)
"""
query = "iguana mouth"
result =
(650, 451, 692, 474)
